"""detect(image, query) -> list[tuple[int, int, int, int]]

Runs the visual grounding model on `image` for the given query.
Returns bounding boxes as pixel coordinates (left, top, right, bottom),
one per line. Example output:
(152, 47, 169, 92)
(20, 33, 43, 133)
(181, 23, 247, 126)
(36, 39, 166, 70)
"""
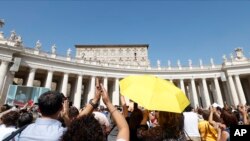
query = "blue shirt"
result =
(17, 118, 66, 141)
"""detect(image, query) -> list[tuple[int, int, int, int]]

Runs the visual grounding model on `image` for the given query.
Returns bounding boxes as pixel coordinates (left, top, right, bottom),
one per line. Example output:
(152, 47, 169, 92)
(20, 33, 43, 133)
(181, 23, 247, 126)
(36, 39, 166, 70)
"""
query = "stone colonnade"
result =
(1, 59, 249, 109)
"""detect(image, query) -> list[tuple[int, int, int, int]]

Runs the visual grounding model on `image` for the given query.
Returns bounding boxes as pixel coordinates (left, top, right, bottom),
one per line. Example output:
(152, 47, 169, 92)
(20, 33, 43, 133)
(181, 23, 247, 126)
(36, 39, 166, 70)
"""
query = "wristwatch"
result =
(89, 99, 99, 109)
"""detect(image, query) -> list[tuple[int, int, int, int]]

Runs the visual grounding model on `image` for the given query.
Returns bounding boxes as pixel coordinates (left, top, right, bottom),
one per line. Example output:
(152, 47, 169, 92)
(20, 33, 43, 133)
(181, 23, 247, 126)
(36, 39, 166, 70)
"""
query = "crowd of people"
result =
(1, 79, 250, 141)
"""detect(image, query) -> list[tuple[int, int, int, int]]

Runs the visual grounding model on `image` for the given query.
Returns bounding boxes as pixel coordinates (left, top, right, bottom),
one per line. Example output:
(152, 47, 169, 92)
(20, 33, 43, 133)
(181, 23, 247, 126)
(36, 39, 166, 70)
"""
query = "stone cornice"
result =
(2, 43, 250, 80)
(75, 44, 149, 49)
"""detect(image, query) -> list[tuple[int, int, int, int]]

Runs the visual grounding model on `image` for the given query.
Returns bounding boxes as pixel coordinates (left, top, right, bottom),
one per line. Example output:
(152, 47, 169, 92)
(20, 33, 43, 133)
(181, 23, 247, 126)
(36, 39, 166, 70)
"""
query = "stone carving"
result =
(0, 31, 4, 39)
(35, 40, 42, 50)
(157, 59, 161, 68)
(235, 48, 247, 61)
(199, 59, 203, 67)
(67, 48, 71, 57)
(168, 60, 171, 68)
(230, 53, 234, 61)
(222, 54, 227, 62)
(51, 44, 56, 54)
(15, 35, 23, 46)
(210, 58, 214, 66)
(9, 30, 17, 41)
(177, 60, 181, 68)
(188, 59, 192, 68)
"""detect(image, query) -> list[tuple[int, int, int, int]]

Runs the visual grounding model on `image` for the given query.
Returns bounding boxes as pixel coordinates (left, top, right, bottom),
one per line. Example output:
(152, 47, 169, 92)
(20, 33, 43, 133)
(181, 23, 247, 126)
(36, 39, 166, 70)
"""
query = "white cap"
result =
(212, 103, 223, 109)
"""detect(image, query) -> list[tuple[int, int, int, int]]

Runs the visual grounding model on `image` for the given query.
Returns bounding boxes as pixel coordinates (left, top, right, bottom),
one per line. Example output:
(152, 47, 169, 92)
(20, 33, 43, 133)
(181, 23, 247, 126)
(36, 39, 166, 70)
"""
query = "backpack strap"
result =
(2, 124, 29, 141)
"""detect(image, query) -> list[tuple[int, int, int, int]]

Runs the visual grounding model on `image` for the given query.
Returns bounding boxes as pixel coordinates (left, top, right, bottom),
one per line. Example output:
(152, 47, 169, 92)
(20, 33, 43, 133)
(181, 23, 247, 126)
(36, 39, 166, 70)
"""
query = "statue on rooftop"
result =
(9, 30, 17, 41)
(235, 48, 247, 61)
(51, 44, 56, 54)
(67, 48, 72, 57)
(35, 40, 42, 50)
(188, 59, 192, 68)
(177, 60, 181, 68)
(168, 60, 171, 68)
(15, 35, 23, 46)
(222, 54, 227, 62)
(230, 53, 234, 61)
(157, 59, 161, 68)
(199, 59, 203, 67)
(210, 58, 214, 66)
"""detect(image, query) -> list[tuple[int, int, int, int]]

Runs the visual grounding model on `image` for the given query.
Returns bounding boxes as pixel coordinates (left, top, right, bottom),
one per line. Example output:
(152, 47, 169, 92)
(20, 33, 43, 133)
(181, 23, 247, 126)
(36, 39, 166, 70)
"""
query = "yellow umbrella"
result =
(120, 75, 190, 113)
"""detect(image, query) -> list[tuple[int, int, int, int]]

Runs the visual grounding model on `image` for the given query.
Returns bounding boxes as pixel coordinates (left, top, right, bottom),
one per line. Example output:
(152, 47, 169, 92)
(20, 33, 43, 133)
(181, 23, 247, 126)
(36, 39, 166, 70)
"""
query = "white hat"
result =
(212, 103, 223, 109)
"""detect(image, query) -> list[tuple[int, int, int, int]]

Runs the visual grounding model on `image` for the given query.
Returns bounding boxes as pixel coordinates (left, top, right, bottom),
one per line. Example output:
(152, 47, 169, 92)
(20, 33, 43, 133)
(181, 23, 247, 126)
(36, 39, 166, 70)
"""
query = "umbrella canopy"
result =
(120, 75, 190, 113)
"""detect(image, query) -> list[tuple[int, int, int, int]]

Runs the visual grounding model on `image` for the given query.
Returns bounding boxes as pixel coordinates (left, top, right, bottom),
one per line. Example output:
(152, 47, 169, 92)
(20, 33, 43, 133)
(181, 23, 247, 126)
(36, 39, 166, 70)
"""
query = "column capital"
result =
(201, 77, 207, 80)
(190, 78, 195, 81)
(77, 74, 83, 77)
(47, 69, 54, 73)
(213, 76, 218, 80)
(29, 68, 36, 72)
(63, 72, 69, 75)
(0, 60, 11, 64)
(234, 74, 240, 77)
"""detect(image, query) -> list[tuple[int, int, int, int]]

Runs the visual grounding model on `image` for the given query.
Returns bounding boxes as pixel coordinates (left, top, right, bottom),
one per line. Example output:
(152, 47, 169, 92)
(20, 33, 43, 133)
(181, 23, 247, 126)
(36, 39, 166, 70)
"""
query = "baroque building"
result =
(0, 27, 250, 109)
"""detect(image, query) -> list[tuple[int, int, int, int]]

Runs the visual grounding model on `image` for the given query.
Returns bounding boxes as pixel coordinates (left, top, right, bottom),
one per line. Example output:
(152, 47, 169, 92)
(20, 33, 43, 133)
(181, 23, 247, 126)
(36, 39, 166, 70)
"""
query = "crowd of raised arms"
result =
(0, 79, 250, 141)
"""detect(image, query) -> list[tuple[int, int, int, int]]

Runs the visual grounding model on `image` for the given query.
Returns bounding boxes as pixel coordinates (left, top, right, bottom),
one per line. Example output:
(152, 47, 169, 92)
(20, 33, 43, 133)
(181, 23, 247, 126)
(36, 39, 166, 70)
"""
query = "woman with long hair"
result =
(137, 110, 186, 141)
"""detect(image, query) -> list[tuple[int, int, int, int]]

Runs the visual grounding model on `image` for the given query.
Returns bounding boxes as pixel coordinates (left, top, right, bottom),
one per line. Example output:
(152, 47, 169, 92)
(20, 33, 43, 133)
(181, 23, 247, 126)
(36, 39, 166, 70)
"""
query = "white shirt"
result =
(183, 111, 201, 137)
(0, 124, 17, 140)
(17, 118, 66, 141)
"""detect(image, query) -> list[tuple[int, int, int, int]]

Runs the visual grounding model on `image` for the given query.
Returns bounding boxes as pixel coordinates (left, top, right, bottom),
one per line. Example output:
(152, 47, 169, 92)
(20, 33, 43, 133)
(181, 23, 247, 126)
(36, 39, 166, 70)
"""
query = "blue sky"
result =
(1, 0, 250, 67)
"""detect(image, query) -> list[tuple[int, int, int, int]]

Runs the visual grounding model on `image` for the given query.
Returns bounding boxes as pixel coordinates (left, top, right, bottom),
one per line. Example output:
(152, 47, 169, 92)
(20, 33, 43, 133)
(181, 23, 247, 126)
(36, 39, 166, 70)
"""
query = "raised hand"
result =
(100, 84, 111, 105)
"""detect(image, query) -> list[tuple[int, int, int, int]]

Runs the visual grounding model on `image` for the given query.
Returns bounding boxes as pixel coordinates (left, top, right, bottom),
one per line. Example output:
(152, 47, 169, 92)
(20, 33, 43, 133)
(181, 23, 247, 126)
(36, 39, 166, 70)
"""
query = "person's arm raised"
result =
(61, 99, 71, 127)
(101, 84, 129, 141)
(120, 95, 128, 118)
(78, 78, 101, 117)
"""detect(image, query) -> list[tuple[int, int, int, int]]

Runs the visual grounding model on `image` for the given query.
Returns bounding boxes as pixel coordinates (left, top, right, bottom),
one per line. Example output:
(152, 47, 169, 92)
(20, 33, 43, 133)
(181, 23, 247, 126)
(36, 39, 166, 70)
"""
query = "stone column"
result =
(26, 68, 36, 87)
(228, 75, 239, 106)
(234, 75, 246, 104)
(213, 77, 224, 106)
(87, 76, 95, 102)
(191, 79, 199, 107)
(201, 78, 211, 109)
(179, 79, 185, 94)
(45, 70, 53, 89)
(73, 74, 82, 109)
(61, 73, 69, 97)
(0, 61, 9, 94)
(112, 78, 120, 105)
(0, 71, 15, 104)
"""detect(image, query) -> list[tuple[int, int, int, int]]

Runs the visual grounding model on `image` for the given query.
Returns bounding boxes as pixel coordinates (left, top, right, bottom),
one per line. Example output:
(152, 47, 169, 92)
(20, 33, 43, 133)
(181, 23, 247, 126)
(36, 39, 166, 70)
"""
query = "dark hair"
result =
(200, 110, 222, 122)
(128, 103, 142, 129)
(129, 108, 143, 141)
(0, 104, 11, 112)
(1, 111, 19, 127)
(184, 104, 193, 112)
(18, 112, 33, 127)
(38, 91, 63, 116)
(159, 111, 184, 139)
(62, 115, 104, 141)
(221, 110, 238, 127)
(68, 106, 79, 119)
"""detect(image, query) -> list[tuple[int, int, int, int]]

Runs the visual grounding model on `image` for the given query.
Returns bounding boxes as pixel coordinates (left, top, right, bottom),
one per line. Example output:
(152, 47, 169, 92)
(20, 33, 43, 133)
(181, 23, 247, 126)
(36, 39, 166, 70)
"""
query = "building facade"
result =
(0, 29, 250, 109)
(75, 44, 150, 67)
